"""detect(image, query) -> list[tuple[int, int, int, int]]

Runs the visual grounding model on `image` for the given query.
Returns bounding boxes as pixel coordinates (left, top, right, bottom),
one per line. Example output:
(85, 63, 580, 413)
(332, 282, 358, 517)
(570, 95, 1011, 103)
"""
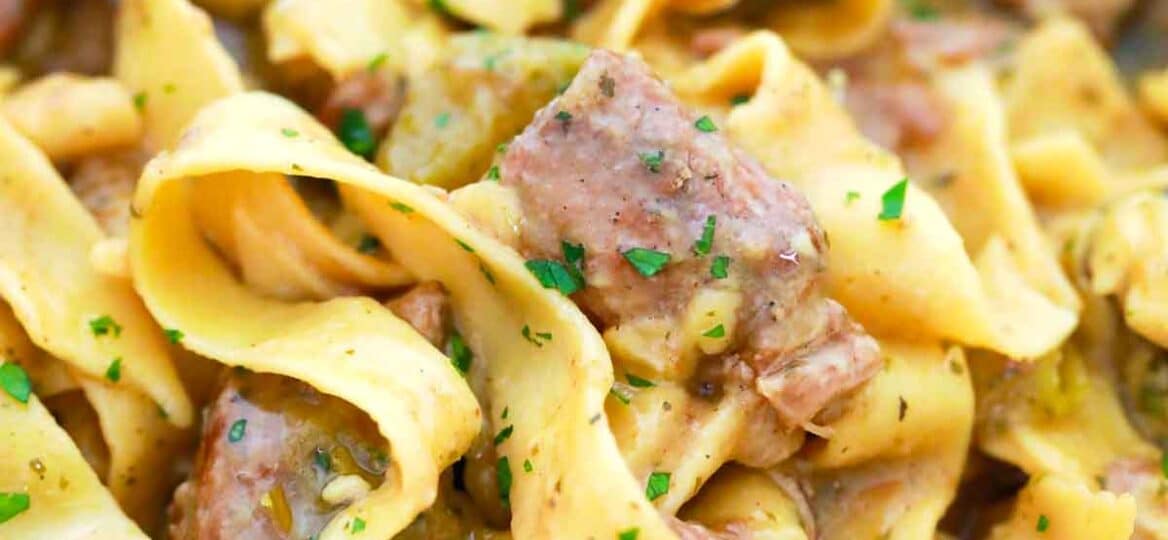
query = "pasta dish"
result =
(0, 0, 1166, 538)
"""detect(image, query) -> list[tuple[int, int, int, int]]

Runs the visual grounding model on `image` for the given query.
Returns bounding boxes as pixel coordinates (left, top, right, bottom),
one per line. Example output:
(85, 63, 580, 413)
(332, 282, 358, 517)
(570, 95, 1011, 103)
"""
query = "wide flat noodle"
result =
(133, 91, 679, 539)
(0, 374, 147, 540)
(671, 31, 1067, 358)
(263, 0, 446, 79)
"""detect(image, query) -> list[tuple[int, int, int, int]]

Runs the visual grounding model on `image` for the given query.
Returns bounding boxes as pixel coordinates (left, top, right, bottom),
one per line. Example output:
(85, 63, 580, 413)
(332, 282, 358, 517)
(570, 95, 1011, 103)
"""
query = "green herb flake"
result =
(645, 471, 671, 501)
(356, 234, 380, 254)
(610, 384, 632, 405)
(338, 108, 376, 158)
(496, 456, 513, 507)
(694, 116, 718, 133)
(702, 324, 726, 338)
(313, 447, 332, 472)
(133, 92, 147, 111)
(389, 201, 414, 214)
(496, 142, 509, 154)
(0, 492, 30, 524)
(0, 363, 31, 403)
(486, 165, 501, 181)
(89, 315, 122, 338)
(618, 528, 640, 540)
(479, 262, 496, 285)
(228, 419, 247, 443)
(351, 517, 366, 534)
(501, 406, 509, 419)
(105, 358, 122, 382)
(523, 458, 533, 473)
(711, 255, 730, 279)
(846, 191, 861, 204)
(428, 0, 449, 14)
(626, 373, 655, 388)
(163, 328, 184, 344)
(454, 239, 475, 253)
(555, 110, 572, 123)
(902, 0, 939, 20)
(493, 425, 514, 446)
(622, 248, 670, 277)
(435, 112, 452, 129)
(693, 215, 716, 256)
(1036, 514, 1050, 533)
(281, 128, 299, 138)
(448, 331, 472, 375)
(639, 150, 664, 173)
(367, 52, 389, 72)
(522, 325, 551, 347)
(525, 259, 583, 295)
(561, 241, 586, 284)
(1161, 452, 1168, 478)
(879, 178, 909, 221)
(563, 0, 582, 21)
(730, 94, 750, 106)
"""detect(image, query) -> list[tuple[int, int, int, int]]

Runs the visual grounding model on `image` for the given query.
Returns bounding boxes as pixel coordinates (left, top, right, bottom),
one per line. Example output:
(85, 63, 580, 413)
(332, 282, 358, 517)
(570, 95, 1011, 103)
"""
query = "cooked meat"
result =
(0, 0, 34, 57)
(168, 283, 458, 540)
(68, 148, 149, 237)
(167, 371, 388, 540)
(666, 516, 746, 540)
(385, 281, 451, 348)
(499, 50, 880, 428)
(13, 0, 113, 76)
(315, 71, 406, 140)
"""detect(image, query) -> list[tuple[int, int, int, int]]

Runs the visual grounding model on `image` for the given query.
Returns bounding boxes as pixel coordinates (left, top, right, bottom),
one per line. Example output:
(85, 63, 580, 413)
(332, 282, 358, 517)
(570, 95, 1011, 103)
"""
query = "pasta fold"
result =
(130, 91, 679, 539)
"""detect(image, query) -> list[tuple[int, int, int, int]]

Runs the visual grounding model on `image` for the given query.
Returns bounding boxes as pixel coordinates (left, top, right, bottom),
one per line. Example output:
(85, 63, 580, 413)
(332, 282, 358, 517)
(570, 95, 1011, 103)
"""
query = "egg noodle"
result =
(0, 1, 1165, 539)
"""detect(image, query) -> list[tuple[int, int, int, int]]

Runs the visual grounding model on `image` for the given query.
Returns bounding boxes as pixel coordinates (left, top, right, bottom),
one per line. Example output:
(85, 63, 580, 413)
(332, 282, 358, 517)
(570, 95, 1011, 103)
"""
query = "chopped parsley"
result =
(493, 425, 514, 446)
(711, 255, 730, 279)
(105, 358, 122, 382)
(521, 325, 552, 347)
(599, 73, 616, 97)
(563, 0, 582, 22)
(562, 241, 586, 284)
(730, 94, 750, 106)
(0, 492, 30, 524)
(496, 142, 509, 154)
(435, 112, 451, 129)
(479, 262, 496, 284)
(486, 165, 501, 181)
(448, 331, 472, 375)
(879, 178, 909, 221)
(693, 215, 716, 256)
(618, 528, 640, 540)
(427, 0, 450, 15)
(89, 315, 122, 338)
(694, 116, 718, 133)
(313, 448, 332, 472)
(523, 458, 533, 473)
(1162, 452, 1168, 478)
(0, 363, 31, 403)
(164, 328, 184, 344)
(338, 108, 376, 158)
(389, 201, 414, 214)
(350, 517, 366, 533)
(496, 456, 513, 507)
(502, 406, 509, 419)
(367, 52, 389, 72)
(610, 384, 633, 405)
(281, 128, 299, 138)
(1036, 514, 1050, 532)
(228, 419, 247, 442)
(555, 110, 572, 123)
(622, 248, 670, 277)
(356, 234, 380, 254)
(455, 239, 475, 253)
(645, 471, 670, 501)
(639, 150, 664, 173)
(626, 373, 655, 388)
(702, 324, 725, 338)
(133, 92, 147, 111)
(846, 191, 861, 204)
(901, 0, 939, 20)
(525, 260, 582, 295)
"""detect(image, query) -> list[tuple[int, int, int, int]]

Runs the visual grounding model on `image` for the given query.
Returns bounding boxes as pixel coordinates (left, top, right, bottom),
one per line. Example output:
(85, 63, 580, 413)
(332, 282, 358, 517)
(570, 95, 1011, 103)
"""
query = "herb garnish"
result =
(493, 425, 514, 446)
(710, 255, 730, 279)
(338, 108, 376, 158)
(639, 150, 664, 173)
(694, 116, 718, 133)
(646, 471, 670, 501)
(525, 260, 582, 295)
(105, 358, 122, 382)
(879, 178, 909, 221)
(164, 328, 184, 344)
(693, 215, 716, 256)
(356, 234, 380, 254)
(448, 331, 472, 375)
(0, 363, 31, 403)
(622, 248, 670, 277)
(89, 315, 122, 338)
(496, 456, 513, 507)
(626, 373, 655, 388)
(228, 419, 247, 443)
(0, 492, 30, 524)
(702, 324, 725, 338)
